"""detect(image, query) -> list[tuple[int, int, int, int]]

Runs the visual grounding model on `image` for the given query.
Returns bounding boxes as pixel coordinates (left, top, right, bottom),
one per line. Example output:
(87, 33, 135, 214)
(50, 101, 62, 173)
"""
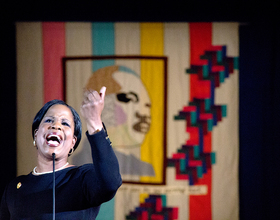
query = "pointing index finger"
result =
(99, 86, 106, 100)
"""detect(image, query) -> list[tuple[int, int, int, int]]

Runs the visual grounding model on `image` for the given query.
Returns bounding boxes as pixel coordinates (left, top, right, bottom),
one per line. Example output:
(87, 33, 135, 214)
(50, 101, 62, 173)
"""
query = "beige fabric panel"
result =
(164, 22, 190, 159)
(212, 22, 239, 220)
(114, 22, 141, 160)
(65, 22, 93, 166)
(16, 22, 44, 176)
(164, 22, 191, 220)
(114, 22, 143, 216)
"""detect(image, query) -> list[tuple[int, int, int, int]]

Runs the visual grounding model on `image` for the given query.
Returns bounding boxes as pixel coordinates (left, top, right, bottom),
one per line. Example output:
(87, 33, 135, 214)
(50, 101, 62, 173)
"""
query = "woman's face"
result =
(34, 104, 76, 160)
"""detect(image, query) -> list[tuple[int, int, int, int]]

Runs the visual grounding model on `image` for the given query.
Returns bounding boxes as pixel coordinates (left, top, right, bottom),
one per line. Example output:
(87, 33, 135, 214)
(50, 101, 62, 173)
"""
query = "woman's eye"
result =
(62, 122, 70, 127)
(45, 119, 52, 123)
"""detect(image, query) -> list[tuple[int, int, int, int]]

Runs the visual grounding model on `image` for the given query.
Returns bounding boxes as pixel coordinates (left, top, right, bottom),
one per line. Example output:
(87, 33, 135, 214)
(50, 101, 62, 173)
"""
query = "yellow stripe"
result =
(140, 23, 164, 183)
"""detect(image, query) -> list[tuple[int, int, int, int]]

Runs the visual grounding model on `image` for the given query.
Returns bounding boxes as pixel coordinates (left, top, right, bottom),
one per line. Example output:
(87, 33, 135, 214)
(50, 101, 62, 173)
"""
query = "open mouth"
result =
(46, 133, 62, 147)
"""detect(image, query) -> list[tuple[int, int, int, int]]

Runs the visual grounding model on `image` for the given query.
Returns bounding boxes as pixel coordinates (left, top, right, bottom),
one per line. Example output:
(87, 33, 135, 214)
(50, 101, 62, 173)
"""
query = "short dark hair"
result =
(32, 99, 82, 153)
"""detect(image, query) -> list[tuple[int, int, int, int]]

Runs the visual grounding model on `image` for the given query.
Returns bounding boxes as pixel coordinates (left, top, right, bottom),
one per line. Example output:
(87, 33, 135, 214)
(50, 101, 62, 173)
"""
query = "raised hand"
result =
(80, 86, 106, 134)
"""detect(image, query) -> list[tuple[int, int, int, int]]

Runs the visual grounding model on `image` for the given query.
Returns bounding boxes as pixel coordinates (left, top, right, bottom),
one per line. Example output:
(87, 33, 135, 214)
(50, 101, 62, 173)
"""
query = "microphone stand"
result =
(52, 153, 56, 220)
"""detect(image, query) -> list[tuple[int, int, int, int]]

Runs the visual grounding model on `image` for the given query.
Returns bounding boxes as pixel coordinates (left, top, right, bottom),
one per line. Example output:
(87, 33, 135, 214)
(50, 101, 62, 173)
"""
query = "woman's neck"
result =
(34, 157, 70, 175)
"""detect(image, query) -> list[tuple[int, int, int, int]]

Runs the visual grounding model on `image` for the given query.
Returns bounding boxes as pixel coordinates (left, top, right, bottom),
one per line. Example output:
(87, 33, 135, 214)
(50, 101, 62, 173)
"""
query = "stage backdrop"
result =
(16, 22, 239, 220)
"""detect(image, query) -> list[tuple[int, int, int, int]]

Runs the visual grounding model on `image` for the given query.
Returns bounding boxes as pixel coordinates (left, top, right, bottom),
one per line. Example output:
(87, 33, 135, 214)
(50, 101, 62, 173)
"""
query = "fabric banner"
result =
(16, 22, 239, 219)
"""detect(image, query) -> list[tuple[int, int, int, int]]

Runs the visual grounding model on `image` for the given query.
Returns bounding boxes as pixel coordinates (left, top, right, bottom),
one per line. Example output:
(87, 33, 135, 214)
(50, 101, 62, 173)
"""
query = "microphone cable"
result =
(52, 153, 56, 220)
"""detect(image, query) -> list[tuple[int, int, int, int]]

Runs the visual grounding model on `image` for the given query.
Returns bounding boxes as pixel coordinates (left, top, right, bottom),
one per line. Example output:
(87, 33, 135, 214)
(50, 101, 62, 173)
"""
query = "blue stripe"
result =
(92, 22, 116, 220)
(92, 22, 115, 71)
(119, 65, 139, 77)
(210, 80, 215, 106)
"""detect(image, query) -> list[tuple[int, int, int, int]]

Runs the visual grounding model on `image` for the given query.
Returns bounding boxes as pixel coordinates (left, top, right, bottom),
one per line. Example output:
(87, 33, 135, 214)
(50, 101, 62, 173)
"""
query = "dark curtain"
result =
(239, 22, 280, 219)
(0, 21, 17, 200)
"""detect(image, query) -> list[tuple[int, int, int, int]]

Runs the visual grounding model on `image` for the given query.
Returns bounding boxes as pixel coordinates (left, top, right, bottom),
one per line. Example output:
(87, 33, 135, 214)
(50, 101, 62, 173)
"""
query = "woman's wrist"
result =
(87, 122, 103, 135)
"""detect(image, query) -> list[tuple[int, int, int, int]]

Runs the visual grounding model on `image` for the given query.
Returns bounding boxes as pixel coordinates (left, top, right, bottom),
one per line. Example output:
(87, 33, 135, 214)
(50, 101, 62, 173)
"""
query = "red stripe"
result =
(212, 66, 225, 72)
(200, 113, 213, 120)
(189, 22, 212, 102)
(189, 22, 212, 220)
(173, 207, 179, 219)
(189, 171, 212, 219)
(172, 153, 186, 159)
(183, 106, 197, 112)
(176, 174, 189, 180)
(189, 160, 202, 166)
(156, 197, 162, 212)
(42, 22, 65, 103)
(204, 132, 212, 153)
(186, 127, 199, 146)
(208, 45, 223, 51)
(141, 211, 148, 220)
(192, 60, 208, 66)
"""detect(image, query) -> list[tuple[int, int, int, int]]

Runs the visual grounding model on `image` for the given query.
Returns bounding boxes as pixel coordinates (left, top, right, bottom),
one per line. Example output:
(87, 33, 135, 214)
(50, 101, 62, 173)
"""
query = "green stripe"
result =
(221, 105, 227, 117)
(92, 22, 115, 71)
(211, 152, 216, 164)
(220, 71, 225, 83)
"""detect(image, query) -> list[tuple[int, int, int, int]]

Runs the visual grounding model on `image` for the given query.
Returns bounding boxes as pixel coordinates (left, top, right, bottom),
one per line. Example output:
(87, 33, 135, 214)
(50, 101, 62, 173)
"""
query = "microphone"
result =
(52, 153, 56, 220)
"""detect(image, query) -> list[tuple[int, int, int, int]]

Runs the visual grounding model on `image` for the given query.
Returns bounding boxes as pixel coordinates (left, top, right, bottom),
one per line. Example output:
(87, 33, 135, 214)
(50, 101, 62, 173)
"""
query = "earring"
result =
(68, 148, 74, 155)
(33, 140, 36, 147)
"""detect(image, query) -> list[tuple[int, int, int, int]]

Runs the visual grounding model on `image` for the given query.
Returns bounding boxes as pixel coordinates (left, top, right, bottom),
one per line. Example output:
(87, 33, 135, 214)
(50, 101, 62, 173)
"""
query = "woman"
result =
(0, 87, 122, 219)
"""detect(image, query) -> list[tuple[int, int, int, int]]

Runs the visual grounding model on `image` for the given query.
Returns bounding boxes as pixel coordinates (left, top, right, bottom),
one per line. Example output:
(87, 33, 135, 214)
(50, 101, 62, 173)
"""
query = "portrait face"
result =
(101, 70, 151, 150)
(34, 104, 76, 160)
(84, 65, 151, 150)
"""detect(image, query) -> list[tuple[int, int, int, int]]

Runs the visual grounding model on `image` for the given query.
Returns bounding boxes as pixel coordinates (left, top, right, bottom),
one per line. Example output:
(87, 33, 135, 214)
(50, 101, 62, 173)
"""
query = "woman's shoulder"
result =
(11, 172, 32, 182)
(55, 164, 94, 177)
(4, 173, 33, 193)
(71, 163, 94, 174)
(6, 164, 95, 186)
